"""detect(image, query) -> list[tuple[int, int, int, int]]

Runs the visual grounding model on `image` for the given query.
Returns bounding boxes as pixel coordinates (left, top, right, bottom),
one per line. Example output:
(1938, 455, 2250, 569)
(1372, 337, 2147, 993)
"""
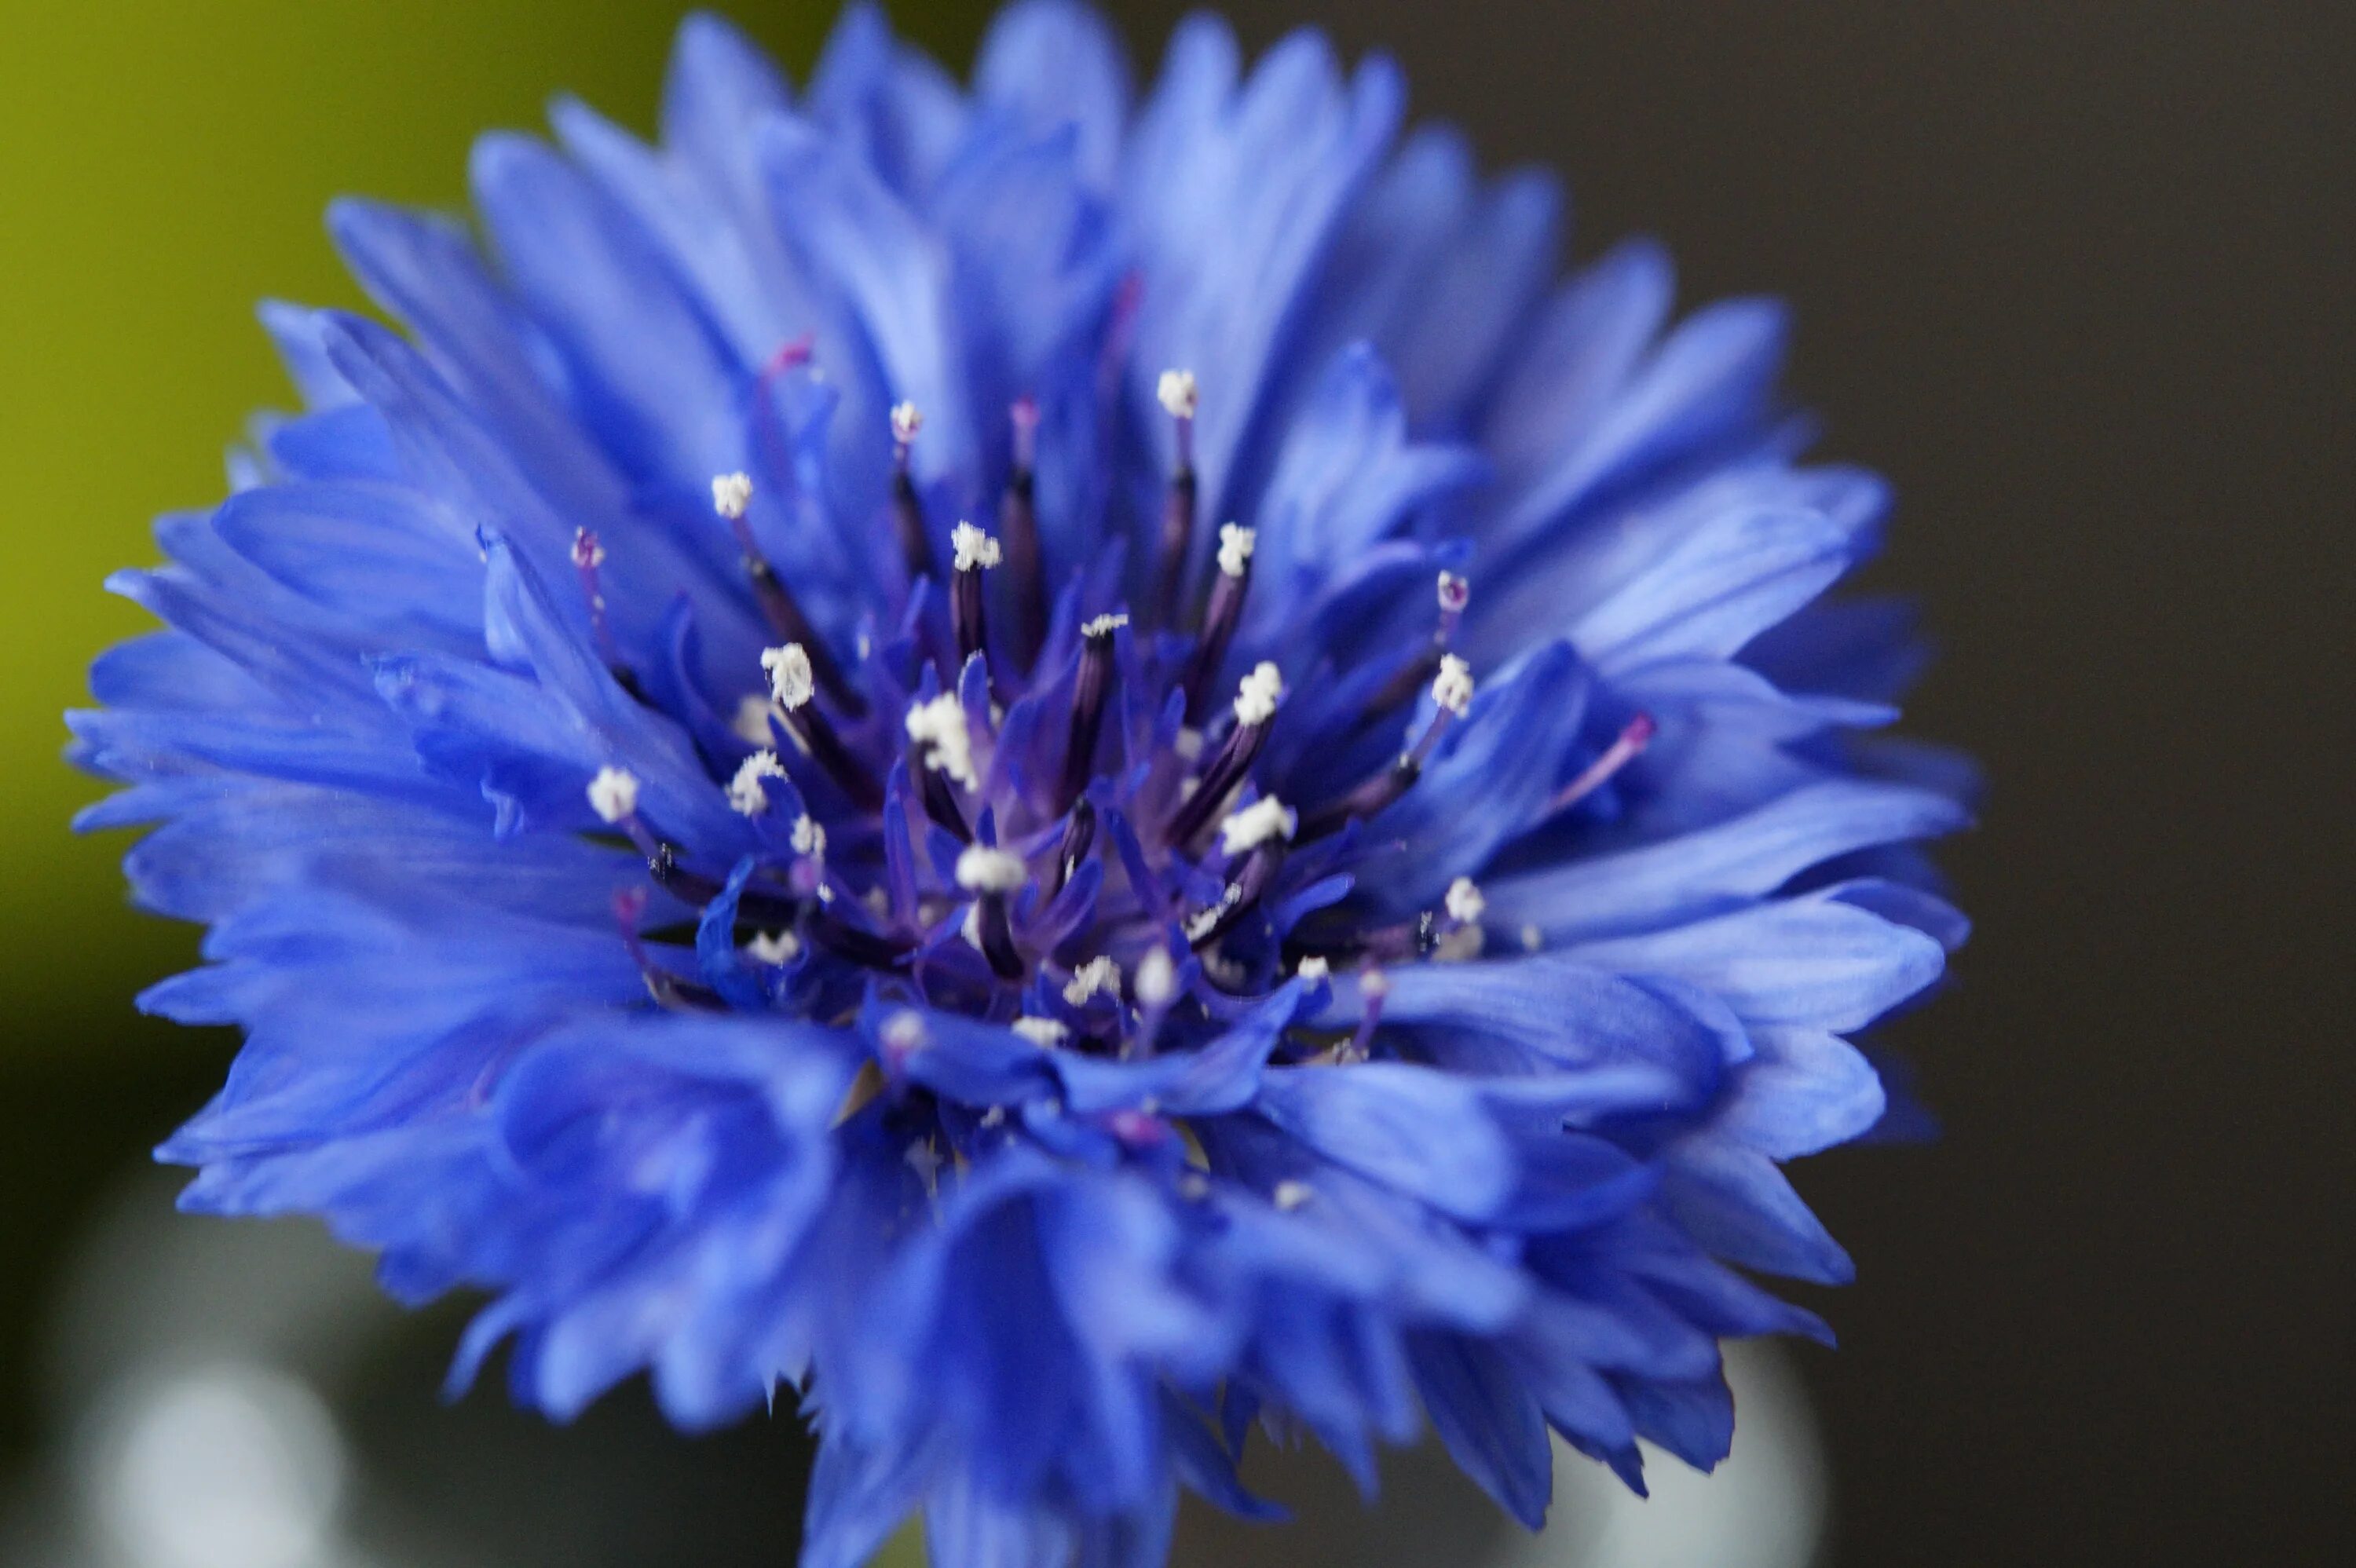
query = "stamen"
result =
(1187, 853, 1279, 950)
(1181, 523, 1255, 723)
(587, 765, 640, 828)
(791, 813, 827, 863)
(999, 398, 1049, 668)
(613, 887, 726, 1012)
(1012, 1017, 1069, 1047)
(1294, 955, 1331, 981)
(906, 692, 977, 841)
(1349, 967, 1389, 1058)
(714, 473, 854, 709)
(1546, 713, 1657, 817)
(955, 845, 1027, 979)
(1218, 795, 1297, 857)
(1434, 876, 1487, 962)
(571, 530, 646, 701)
(763, 644, 882, 810)
(949, 521, 1000, 668)
(1151, 369, 1198, 629)
(1298, 658, 1471, 842)
(1272, 1180, 1313, 1212)
(1059, 617, 1123, 813)
(1131, 946, 1178, 1045)
(747, 930, 800, 966)
(727, 750, 787, 816)
(890, 401, 935, 583)
(1370, 571, 1473, 714)
(1063, 955, 1120, 1006)
(1047, 796, 1097, 900)
(1443, 876, 1485, 925)
(1163, 663, 1283, 850)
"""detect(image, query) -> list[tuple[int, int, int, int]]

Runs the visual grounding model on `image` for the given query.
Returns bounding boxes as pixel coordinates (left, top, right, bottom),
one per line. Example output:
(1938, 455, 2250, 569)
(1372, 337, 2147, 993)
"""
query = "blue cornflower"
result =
(71, 3, 1973, 1563)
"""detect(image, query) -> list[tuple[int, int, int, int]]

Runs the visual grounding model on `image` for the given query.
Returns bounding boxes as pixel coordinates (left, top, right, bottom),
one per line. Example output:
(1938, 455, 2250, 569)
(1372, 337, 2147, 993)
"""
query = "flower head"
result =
(72, 3, 1971, 1562)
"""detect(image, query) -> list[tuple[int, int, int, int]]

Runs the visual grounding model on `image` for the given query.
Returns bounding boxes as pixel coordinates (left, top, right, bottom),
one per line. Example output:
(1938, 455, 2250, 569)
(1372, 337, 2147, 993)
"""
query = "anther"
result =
(1163, 662, 1283, 850)
(906, 692, 977, 841)
(1059, 617, 1124, 813)
(1546, 712, 1656, 817)
(572, 530, 646, 703)
(713, 473, 855, 710)
(728, 750, 787, 816)
(999, 398, 1049, 667)
(1012, 1017, 1069, 1047)
(763, 644, 882, 810)
(1370, 571, 1473, 714)
(1047, 795, 1097, 900)
(956, 844, 1028, 980)
(1299, 658, 1472, 842)
(1186, 841, 1284, 951)
(1151, 369, 1198, 630)
(890, 401, 935, 583)
(949, 521, 1000, 670)
(1219, 795, 1297, 857)
(1181, 523, 1255, 724)
(1063, 955, 1120, 1006)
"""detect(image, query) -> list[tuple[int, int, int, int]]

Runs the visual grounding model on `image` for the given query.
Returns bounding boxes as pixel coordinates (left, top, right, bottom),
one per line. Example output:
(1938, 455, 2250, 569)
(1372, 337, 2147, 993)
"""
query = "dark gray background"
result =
(1109, 0, 2351, 1559)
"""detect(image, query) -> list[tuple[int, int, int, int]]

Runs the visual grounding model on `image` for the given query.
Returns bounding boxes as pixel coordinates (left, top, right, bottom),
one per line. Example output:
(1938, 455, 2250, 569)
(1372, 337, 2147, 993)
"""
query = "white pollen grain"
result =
(1220, 795, 1297, 856)
(728, 751, 786, 815)
(1216, 521, 1256, 577)
(763, 644, 814, 709)
(950, 521, 1002, 572)
(1234, 661, 1285, 726)
(1444, 876, 1487, 926)
(1063, 956, 1121, 1006)
(587, 766, 639, 824)
(712, 471, 754, 519)
(1135, 947, 1178, 1007)
(905, 693, 978, 788)
(1432, 653, 1476, 716)
(1156, 368, 1198, 420)
(747, 930, 800, 966)
(955, 844, 1027, 894)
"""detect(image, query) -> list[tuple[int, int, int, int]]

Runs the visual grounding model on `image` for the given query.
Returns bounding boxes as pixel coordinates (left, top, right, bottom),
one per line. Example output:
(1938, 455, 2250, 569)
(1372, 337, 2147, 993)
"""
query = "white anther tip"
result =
(890, 400, 923, 444)
(950, 521, 1002, 572)
(1437, 571, 1470, 612)
(727, 750, 787, 815)
(1432, 653, 1475, 716)
(712, 472, 754, 520)
(1136, 947, 1179, 1007)
(1063, 956, 1121, 1006)
(1234, 661, 1285, 726)
(587, 766, 641, 824)
(1219, 795, 1297, 857)
(905, 693, 979, 788)
(955, 844, 1027, 895)
(1011, 1017, 1070, 1048)
(1295, 956, 1331, 981)
(1083, 612, 1130, 639)
(791, 814, 826, 859)
(1272, 1180, 1313, 1212)
(1444, 876, 1486, 926)
(1216, 522, 1257, 577)
(747, 930, 800, 966)
(762, 644, 815, 710)
(1156, 368, 1198, 420)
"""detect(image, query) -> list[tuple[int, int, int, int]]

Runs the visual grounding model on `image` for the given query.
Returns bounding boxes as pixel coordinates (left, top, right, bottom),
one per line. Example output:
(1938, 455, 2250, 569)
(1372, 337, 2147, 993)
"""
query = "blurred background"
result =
(0, 1, 2344, 1563)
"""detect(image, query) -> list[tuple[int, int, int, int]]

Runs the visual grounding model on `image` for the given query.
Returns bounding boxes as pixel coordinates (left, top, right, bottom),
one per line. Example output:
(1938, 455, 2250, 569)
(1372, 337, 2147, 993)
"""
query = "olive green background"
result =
(0, 0, 980, 1475)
